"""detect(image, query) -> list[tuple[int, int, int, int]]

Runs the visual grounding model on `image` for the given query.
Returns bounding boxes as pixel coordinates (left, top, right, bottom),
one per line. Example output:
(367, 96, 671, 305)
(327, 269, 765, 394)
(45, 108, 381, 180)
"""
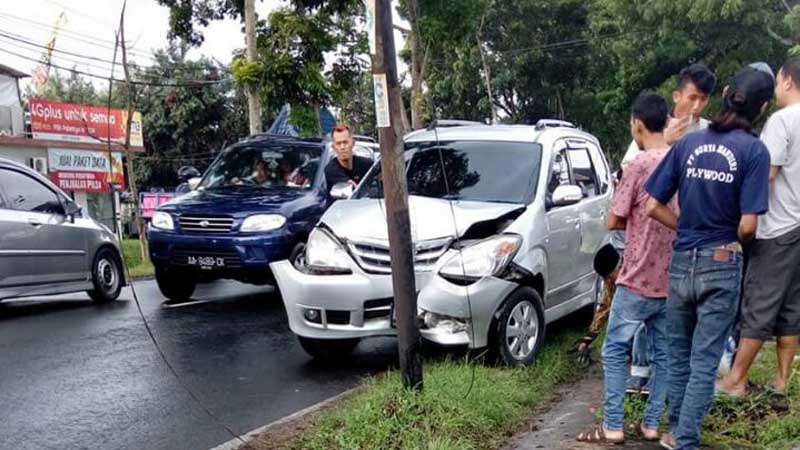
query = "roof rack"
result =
(353, 135, 377, 143)
(534, 119, 576, 131)
(426, 119, 486, 131)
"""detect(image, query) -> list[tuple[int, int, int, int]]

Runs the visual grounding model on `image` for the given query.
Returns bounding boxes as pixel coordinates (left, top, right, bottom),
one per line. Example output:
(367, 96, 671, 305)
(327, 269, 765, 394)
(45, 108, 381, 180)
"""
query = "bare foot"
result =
(639, 424, 659, 441)
(715, 379, 746, 397)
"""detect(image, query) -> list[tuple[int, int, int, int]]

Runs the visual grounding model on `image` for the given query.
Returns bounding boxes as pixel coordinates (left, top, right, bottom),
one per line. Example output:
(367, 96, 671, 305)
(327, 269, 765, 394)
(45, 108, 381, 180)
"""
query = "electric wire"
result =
(430, 123, 480, 399)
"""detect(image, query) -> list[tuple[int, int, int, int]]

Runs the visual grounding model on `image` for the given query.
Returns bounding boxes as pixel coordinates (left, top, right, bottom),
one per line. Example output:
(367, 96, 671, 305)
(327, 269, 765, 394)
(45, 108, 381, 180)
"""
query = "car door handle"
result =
(27, 218, 42, 227)
(565, 218, 580, 225)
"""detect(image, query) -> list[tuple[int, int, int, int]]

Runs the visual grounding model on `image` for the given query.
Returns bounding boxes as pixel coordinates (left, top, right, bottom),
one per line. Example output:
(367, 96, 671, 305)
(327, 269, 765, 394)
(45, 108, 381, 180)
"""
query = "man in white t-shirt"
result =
(621, 64, 717, 169)
(718, 57, 800, 408)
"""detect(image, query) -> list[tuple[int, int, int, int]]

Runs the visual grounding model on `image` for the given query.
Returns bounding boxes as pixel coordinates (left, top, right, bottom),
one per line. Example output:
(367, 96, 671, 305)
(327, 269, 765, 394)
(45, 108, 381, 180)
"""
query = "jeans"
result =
(602, 286, 668, 431)
(630, 322, 651, 381)
(667, 249, 743, 450)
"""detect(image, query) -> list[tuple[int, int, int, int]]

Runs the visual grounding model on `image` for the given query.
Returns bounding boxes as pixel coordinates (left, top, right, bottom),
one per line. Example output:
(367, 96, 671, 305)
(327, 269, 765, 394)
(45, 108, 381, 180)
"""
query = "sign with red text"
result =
(47, 148, 125, 192)
(30, 99, 143, 148)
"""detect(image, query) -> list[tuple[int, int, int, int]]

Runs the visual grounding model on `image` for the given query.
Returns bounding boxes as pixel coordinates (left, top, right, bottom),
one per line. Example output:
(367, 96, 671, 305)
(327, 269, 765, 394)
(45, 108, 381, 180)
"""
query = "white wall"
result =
(0, 145, 48, 167)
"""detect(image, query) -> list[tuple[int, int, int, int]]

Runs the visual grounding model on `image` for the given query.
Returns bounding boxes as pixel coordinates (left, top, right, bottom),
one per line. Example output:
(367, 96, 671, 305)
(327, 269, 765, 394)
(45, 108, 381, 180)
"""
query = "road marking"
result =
(206, 386, 360, 450)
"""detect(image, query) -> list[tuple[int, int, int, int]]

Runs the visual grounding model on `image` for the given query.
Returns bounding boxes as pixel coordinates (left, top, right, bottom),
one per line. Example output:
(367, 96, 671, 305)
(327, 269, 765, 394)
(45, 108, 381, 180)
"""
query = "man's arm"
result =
(738, 214, 758, 244)
(607, 213, 626, 231)
(769, 166, 780, 183)
(646, 197, 678, 231)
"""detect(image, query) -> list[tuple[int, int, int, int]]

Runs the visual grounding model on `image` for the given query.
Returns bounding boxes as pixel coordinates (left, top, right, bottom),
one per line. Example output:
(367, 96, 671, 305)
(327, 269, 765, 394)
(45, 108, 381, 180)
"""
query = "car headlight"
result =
(305, 228, 352, 274)
(241, 214, 286, 232)
(151, 211, 174, 230)
(439, 234, 522, 283)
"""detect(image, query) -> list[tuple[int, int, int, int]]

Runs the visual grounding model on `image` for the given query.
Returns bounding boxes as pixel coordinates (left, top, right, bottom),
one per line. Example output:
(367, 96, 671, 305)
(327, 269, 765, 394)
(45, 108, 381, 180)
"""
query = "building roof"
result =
(0, 64, 30, 78)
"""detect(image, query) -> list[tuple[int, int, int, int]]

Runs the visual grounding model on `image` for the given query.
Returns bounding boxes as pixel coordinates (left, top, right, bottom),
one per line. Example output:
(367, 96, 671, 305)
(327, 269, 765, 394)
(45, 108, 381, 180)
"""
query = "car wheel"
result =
(297, 336, 360, 361)
(87, 248, 123, 303)
(490, 287, 545, 367)
(155, 265, 196, 302)
(289, 242, 307, 271)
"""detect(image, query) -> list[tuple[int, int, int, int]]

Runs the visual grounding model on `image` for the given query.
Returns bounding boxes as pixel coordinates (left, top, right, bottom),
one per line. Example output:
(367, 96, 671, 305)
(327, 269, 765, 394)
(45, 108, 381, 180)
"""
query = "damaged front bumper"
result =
(418, 272, 518, 349)
(270, 260, 434, 340)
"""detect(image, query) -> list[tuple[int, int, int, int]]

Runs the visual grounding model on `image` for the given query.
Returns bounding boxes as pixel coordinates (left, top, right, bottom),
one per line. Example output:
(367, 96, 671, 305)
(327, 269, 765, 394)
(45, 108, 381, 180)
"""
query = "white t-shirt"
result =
(757, 103, 800, 239)
(621, 117, 709, 169)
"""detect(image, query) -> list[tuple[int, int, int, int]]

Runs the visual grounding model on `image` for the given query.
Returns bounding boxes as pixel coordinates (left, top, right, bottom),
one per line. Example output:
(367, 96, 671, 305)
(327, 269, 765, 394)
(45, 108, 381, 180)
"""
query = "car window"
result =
(0, 168, 65, 215)
(356, 141, 542, 204)
(547, 149, 571, 194)
(199, 144, 322, 191)
(586, 141, 610, 194)
(567, 147, 598, 197)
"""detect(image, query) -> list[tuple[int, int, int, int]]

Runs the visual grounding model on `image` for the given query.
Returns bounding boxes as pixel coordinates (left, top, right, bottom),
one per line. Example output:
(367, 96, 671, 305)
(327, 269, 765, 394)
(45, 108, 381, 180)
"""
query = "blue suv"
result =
(147, 134, 362, 301)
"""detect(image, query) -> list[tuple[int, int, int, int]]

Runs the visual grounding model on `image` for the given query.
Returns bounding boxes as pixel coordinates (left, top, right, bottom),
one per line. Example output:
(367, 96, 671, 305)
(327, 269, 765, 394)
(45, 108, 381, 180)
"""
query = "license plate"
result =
(187, 256, 225, 269)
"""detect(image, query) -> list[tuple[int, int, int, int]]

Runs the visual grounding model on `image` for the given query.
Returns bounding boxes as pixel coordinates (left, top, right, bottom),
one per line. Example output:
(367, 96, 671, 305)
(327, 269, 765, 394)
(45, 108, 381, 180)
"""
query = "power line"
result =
(0, 30, 221, 76)
(0, 12, 155, 61)
(0, 47, 231, 88)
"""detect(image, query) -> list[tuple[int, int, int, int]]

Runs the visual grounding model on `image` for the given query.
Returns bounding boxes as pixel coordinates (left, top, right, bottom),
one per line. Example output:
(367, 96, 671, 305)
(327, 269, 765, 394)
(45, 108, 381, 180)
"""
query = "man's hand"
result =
(665, 115, 693, 145)
(646, 197, 678, 230)
(738, 214, 758, 244)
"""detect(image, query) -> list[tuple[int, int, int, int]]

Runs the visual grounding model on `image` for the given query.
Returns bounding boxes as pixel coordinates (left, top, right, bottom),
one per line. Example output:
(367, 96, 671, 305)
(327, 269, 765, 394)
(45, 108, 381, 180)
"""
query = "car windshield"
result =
(199, 144, 322, 191)
(356, 141, 541, 204)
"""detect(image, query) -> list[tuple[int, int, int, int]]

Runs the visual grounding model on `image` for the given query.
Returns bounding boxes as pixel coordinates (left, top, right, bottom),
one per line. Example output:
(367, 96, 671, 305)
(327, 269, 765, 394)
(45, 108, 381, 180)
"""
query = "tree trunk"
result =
(244, 0, 262, 135)
(407, 0, 425, 130)
(476, 12, 498, 123)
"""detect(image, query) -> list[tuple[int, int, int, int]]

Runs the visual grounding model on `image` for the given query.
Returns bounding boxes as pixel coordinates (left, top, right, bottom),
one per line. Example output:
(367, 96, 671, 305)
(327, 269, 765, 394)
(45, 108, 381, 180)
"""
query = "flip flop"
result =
(635, 423, 660, 442)
(576, 424, 625, 445)
(765, 387, 790, 413)
(659, 432, 676, 449)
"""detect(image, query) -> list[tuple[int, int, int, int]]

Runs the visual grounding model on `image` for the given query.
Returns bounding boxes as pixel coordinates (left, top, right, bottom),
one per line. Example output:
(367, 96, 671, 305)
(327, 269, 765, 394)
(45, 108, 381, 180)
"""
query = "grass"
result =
(121, 238, 154, 278)
(703, 345, 800, 450)
(618, 343, 800, 450)
(275, 329, 583, 450)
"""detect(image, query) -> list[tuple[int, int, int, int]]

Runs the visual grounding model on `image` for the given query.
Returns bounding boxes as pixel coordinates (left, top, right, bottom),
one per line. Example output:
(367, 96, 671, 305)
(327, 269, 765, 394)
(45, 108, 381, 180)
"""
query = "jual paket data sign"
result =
(30, 99, 143, 148)
(48, 148, 125, 192)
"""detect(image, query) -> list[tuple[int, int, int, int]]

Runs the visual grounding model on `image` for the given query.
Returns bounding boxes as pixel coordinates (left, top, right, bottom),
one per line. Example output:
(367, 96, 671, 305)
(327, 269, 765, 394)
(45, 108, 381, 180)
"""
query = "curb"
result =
(207, 386, 361, 450)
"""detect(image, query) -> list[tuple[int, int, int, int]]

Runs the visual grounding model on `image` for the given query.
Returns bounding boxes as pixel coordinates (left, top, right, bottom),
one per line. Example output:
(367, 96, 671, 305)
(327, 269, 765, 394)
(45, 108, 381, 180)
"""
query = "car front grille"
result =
(170, 248, 242, 269)
(363, 298, 392, 320)
(179, 216, 234, 234)
(348, 237, 452, 274)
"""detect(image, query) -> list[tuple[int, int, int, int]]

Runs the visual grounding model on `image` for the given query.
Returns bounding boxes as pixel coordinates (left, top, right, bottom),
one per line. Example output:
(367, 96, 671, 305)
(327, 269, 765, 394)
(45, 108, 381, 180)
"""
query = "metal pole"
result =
(372, 0, 423, 391)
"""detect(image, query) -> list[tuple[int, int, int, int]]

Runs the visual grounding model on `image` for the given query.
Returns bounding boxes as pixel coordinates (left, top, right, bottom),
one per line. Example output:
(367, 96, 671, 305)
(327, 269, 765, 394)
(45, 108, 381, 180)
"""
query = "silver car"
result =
(0, 158, 126, 303)
(271, 121, 611, 365)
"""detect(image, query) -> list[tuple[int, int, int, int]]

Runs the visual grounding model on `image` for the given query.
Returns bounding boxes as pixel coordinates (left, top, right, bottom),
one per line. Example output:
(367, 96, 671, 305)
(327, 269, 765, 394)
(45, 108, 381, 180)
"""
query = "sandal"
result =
(576, 424, 625, 444)
(765, 387, 790, 413)
(635, 423, 659, 442)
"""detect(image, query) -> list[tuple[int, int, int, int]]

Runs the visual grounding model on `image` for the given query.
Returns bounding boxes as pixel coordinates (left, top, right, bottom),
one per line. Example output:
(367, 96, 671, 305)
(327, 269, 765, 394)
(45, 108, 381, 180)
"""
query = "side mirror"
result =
(188, 177, 202, 191)
(551, 185, 584, 207)
(64, 199, 81, 218)
(329, 182, 354, 200)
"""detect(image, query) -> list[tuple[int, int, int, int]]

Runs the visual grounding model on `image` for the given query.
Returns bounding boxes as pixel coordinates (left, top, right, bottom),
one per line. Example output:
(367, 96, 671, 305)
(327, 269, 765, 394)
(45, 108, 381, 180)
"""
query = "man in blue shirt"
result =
(644, 66, 774, 450)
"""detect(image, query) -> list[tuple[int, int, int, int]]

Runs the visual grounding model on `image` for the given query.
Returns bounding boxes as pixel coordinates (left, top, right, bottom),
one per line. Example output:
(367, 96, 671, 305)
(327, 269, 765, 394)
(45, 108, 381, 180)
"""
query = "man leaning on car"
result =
(325, 124, 372, 190)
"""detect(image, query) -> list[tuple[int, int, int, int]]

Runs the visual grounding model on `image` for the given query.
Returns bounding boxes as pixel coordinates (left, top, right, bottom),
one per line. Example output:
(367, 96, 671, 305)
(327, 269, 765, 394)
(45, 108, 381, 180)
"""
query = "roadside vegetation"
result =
(121, 239, 154, 279)
(622, 343, 799, 450)
(253, 329, 583, 450)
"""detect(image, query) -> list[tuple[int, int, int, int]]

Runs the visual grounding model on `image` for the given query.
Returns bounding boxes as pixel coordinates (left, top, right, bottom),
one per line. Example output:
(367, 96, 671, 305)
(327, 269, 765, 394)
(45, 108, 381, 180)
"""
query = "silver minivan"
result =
(271, 121, 611, 365)
(0, 158, 126, 303)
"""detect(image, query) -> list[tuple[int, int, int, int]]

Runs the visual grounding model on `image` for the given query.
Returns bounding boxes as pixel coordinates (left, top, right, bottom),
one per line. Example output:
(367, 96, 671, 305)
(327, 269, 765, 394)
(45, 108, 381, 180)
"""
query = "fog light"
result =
(422, 311, 468, 334)
(304, 308, 321, 323)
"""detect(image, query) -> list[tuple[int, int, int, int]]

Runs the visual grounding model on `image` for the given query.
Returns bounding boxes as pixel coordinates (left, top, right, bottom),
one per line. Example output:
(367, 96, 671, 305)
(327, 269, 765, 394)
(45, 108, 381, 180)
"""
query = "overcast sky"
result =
(1, 0, 406, 92)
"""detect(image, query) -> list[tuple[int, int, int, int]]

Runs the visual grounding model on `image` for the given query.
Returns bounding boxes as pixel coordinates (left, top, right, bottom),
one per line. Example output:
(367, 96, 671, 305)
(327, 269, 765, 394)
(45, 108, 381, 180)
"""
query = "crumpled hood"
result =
(159, 188, 309, 217)
(322, 195, 525, 242)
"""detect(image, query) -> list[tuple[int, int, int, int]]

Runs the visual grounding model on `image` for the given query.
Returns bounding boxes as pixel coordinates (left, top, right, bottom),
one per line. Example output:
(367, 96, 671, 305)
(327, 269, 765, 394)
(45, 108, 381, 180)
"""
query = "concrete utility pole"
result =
(244, 0, 262, 135)
(371, 0, 424, 391)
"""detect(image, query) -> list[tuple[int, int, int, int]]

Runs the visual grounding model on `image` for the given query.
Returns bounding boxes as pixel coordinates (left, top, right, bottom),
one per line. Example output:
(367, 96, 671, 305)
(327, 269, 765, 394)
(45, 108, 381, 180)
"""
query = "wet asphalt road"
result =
(0, 279, 399, 450)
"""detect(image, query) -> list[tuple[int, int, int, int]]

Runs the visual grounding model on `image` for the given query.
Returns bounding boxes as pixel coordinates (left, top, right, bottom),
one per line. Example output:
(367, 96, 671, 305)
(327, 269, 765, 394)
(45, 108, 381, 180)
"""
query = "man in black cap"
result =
(645, 66, 774, 450)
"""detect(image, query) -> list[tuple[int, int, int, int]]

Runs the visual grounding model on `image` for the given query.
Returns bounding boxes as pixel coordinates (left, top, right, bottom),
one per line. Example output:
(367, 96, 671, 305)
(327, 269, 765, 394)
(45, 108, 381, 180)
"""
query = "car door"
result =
(543, 144, 584, 308)
(0, 167, 88, 288)
(564, 142, 608, 296)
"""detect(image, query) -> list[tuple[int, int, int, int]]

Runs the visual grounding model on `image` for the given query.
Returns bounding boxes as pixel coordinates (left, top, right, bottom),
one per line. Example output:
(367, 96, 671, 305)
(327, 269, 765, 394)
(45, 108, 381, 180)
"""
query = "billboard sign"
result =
(30, 99, 143, 148)
(47, 148, 125, 192)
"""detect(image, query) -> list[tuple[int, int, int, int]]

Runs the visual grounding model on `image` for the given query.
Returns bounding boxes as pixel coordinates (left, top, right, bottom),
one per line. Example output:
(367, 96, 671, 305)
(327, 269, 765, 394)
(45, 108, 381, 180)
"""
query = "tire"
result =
(289, 242, 307, 271)
(489, 287, 546, 367)
(297, 336, 360, 361)
(87, 248, 124, 303)
(155, 265, 196, 302)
